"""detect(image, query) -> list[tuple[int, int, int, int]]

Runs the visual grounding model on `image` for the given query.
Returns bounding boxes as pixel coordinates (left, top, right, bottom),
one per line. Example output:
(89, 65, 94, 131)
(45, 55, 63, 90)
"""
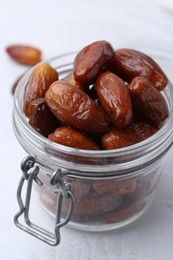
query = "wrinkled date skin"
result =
(128, 76, 169, 127)
(112, 48, 168, 90)
(45, 81, 109, 134)
(73, 40, 114, 87)
(6, 44, 42, 66)
(29, 98, 60, 137)
(96, 72, 133, 128)
(48, 127, 100, 150)
(24, 63, 58, 117)
(102, 122, 157, 149)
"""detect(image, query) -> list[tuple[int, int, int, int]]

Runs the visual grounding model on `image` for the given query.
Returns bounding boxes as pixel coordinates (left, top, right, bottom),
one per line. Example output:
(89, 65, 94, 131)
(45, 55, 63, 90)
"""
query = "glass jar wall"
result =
(13, 53, 173, 232)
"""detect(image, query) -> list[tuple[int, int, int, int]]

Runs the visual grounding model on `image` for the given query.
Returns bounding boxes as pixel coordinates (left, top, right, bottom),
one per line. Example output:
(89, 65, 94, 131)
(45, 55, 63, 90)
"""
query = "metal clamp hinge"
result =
(14, 155, 75, 246)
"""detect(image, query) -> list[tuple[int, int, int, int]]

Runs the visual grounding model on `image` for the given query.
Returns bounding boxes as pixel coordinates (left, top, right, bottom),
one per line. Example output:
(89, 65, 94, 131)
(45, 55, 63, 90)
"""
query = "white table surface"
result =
(1, 0, 173, 259)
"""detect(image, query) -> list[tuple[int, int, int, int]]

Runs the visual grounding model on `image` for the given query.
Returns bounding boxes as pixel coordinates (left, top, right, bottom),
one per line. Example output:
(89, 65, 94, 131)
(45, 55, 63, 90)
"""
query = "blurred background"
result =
(1, 0, 173, 259)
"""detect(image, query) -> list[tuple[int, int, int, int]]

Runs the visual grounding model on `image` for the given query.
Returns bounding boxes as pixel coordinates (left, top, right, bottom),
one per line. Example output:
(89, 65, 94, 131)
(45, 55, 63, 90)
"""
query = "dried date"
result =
(96, 71, 133, 128)
(112, 48, 168, 90)
(102, 122, 157, 149)
(73, 40, 114, 86)
(6, 44, 41, 66)
(48, 127, 100, 150)
(45, 80, 109, 134)
(24, 63, 58, 117)
(128, 76, 168, 127)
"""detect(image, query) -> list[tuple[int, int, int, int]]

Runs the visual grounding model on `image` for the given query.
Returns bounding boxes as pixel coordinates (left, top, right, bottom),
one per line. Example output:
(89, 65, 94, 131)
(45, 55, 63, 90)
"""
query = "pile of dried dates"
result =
(22, 40, 168, 150)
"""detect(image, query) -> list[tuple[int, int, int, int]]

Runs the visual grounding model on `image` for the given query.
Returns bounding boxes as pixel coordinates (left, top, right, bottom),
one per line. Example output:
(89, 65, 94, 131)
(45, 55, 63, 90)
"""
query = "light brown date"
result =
(48, 127, 100, 150)
(73, 40, 114, 86)
(6, 44, 42, 66)
(96, 71, 133, 128)
(24, 63, 58, 117)
(128, 76, 168, 127)
(102, 122, 157, 149)
(112, 48, 168, 90)
(45, 81, 109, 134)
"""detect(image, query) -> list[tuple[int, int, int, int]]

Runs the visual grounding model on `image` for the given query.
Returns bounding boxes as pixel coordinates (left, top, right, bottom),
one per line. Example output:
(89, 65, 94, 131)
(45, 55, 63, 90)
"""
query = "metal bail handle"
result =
(14, 155, 75, 246)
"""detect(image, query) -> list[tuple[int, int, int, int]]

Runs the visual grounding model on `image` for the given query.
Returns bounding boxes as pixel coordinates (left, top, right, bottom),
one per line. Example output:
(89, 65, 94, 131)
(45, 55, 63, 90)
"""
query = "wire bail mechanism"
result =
(14, 155, 75, 246)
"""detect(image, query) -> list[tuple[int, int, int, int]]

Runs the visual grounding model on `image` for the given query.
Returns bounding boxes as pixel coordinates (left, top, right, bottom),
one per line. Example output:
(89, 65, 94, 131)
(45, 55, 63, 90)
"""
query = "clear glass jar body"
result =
(13, 53, 173, 231)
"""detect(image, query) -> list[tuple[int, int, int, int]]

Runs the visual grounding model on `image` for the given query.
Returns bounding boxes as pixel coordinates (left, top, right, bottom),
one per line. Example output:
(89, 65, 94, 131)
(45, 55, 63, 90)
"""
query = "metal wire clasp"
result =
(14, 155, 75, 246)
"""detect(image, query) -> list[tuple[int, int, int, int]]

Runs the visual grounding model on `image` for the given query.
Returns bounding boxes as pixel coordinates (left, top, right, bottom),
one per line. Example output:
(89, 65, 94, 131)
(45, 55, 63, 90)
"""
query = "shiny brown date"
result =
(112, 48, 168, 90)
(73, 40, 114, 86)
(96, 72, 133, 128)
(48, 127, 100, 150)
(45, 81, 109, 134)
(24, 63, 58, 117)
(102, 122, 157, 149)
(28, 98, 60, 137)
(128, 76, 168, 127)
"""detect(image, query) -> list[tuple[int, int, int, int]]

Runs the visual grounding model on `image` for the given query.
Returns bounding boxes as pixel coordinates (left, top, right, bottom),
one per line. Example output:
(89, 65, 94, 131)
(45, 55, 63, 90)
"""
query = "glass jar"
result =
(13, 53, 173, 246)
